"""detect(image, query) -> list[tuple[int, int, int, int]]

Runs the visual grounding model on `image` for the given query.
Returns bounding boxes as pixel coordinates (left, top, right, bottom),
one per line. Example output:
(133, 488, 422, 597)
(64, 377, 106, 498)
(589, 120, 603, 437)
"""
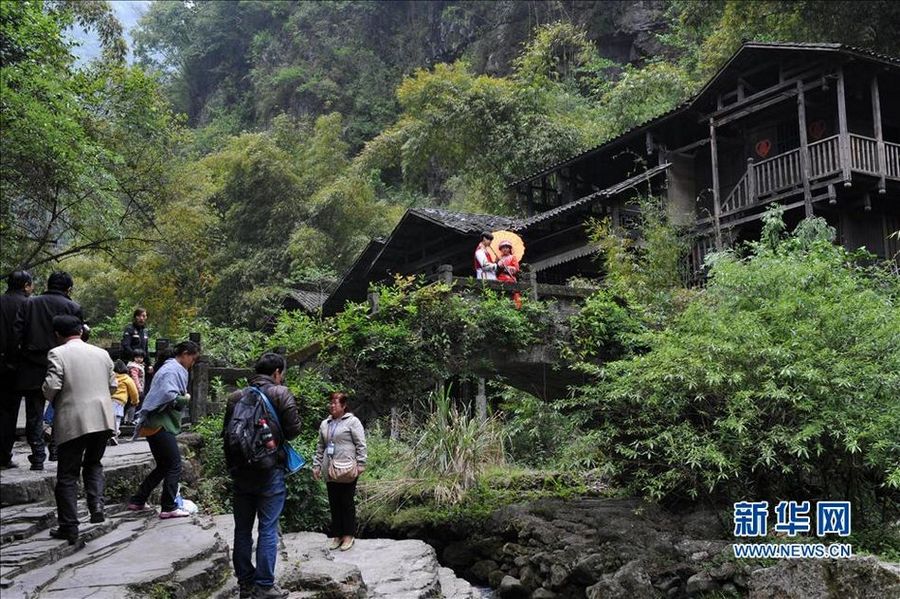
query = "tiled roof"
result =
(519, 163, 670, 228)
(284, 288, 329, 312)
(410, 207, 521, 234)
(508, 42, 899, 188)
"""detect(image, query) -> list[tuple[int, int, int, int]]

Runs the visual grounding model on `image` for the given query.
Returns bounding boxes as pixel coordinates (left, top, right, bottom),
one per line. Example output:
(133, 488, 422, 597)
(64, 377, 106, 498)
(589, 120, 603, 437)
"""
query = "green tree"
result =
(1, 1, 182, 276)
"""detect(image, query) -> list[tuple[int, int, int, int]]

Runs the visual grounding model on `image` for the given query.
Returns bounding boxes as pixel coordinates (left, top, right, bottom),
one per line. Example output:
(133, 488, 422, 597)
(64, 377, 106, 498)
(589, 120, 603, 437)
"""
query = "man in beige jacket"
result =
(43, 315, 116, 544)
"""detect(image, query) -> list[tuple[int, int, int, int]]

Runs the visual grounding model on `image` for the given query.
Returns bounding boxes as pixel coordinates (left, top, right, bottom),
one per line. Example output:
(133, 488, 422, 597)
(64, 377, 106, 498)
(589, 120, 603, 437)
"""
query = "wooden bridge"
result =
(178, 269, 597, 427)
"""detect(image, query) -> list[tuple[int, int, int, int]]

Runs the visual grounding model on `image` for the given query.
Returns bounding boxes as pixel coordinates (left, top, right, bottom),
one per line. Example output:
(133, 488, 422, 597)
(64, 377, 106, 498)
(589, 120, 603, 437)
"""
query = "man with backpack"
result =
(223, 353, 301, 599)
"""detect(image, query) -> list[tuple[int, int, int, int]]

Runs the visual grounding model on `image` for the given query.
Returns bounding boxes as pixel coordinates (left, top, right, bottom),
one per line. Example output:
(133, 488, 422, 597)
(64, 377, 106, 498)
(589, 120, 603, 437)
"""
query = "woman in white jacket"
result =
(312, 392, 367, 551)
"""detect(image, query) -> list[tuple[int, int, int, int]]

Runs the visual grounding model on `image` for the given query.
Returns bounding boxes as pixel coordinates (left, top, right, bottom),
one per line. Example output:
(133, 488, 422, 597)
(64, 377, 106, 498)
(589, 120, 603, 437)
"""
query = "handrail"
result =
(886, 141, 900, 179)
(722, 170, 750, 214)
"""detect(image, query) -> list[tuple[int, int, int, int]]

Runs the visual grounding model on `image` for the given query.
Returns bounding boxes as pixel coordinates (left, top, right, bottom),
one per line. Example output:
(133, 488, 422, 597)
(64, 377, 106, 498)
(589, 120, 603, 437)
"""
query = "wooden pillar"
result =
(709, 118, 723, 250)
(872, 75, 887, 194)
(475, 377, 487, 422)
(747, 157, 756, 204)
(797, 81, 813, 217)
(837, 67, 851, 186)
(189, 356, 209, 424)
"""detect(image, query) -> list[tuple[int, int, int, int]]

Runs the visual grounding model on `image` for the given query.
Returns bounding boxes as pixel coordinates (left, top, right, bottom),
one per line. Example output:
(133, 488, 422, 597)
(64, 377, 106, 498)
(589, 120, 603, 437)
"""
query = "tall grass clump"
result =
(411, 387, 506, 504)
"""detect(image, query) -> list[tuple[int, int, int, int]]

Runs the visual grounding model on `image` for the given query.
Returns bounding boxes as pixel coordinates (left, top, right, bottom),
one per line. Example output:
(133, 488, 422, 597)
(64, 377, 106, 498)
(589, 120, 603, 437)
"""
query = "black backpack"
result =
(224, 386, 280, 472)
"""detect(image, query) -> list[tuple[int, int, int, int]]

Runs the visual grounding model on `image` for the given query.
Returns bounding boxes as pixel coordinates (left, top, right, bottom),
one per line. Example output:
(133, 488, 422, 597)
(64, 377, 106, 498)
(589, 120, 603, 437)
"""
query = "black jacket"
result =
(121, 323, 149, 359)
(0, 290, 29, 373)
(223, 374, 303, 475)
(13, 290, 83, 390)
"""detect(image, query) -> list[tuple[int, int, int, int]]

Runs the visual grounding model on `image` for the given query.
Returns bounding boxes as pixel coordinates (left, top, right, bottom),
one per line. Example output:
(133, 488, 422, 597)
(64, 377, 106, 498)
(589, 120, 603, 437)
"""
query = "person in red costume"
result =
(496, 240, 522, 309)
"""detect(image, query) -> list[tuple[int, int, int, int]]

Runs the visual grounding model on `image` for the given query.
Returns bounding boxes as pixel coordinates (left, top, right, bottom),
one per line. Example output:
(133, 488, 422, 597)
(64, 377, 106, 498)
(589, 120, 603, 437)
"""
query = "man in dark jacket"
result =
(223, 353, 301, 599)
(120, 307, 149, 361)
(13, 272, 83, 470)
(0, 271, 34, 468)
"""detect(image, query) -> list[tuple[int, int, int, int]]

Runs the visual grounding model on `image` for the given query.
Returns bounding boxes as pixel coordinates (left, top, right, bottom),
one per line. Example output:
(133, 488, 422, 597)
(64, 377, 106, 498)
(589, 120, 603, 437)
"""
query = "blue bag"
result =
(252, 387, 307, 476)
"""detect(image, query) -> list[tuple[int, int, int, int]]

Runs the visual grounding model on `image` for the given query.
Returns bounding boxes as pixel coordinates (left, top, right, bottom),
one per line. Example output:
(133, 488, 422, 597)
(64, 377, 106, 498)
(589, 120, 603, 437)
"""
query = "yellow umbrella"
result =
(490, 230, 525, 261)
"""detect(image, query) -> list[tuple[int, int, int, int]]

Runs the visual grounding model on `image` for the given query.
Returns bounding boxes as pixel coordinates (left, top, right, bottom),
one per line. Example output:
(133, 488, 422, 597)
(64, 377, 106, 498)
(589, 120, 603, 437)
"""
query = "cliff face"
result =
(147, 1, 672, 134)
(457, 1, 670, 76)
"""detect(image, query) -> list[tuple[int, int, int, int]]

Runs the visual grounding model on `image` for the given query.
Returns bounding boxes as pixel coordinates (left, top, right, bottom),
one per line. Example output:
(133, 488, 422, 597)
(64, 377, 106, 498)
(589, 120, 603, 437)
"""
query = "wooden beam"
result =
(713, 79, 825, 128)
(872, 75, 887, 193)
(797, 81, 813, 216)
(702, 70, 826, 124)
(709, 118, 723, 250)
(668, 137, 710, 156)
(837, 67, 851, 186)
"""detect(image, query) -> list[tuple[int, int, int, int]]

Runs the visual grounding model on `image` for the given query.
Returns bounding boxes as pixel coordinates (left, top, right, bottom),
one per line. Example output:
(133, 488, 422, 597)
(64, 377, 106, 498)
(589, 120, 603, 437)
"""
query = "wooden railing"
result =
(722, 171, 750, 214)
(808, 135, 841, 178)
(754, 147, 801, 197)
(886, 141, 900, 179)
(851, 134, 879, 174)
(720, 133, 897, 218)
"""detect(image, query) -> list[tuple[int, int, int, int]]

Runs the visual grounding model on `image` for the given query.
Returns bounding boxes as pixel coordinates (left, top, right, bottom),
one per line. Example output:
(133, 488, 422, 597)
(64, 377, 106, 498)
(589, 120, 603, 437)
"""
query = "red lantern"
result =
(808, 120, 827, 141)
(755, 139, 772, 158)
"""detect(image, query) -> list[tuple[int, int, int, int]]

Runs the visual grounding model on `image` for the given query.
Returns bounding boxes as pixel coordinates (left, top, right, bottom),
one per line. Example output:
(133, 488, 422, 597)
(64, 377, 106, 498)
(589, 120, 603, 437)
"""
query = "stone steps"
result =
(1, 505, 230, 598)
(1, 439, 480, 598)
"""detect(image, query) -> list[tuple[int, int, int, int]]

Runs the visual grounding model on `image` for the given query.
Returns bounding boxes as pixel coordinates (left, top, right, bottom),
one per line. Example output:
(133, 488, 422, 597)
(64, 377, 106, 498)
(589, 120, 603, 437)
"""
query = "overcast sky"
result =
(70, 0, 152, 64)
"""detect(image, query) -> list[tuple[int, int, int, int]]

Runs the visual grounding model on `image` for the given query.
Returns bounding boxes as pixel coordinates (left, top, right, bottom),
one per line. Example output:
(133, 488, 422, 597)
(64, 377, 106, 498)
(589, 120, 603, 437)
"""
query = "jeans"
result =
(55, 431, 109, 533)
(130, 430, 181, 511)
(326, 480, 358, 537)
(22, 389, 46, 465)
(232, 468, 286, 588)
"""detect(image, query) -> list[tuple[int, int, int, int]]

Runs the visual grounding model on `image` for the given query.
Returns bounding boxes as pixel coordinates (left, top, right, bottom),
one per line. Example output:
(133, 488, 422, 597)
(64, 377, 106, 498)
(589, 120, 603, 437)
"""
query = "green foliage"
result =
(588, 196, 695, 320)
(594, 61, 694, 133)
(565, 289, 646, 364)
(188, 319, 268, 368)
(322, 276, 552, 415)
(664, 1, 900, 79)
(499, 386, 574, 467)
(571, 211, 900, 526)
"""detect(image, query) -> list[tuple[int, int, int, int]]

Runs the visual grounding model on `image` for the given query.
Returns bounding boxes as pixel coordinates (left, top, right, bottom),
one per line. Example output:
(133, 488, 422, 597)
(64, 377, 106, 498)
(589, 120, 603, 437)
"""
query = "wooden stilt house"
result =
(321, 42, 900, 314)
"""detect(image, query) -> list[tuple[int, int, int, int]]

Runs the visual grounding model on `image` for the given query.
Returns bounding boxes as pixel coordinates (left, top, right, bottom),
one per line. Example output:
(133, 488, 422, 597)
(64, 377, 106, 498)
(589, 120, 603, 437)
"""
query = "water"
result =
(474, 586, 494, 598)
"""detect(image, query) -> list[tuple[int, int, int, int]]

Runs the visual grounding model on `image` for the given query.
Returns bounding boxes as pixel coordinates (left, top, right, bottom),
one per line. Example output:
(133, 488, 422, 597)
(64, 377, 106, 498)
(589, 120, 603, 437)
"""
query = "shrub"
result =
(573, 213, 900, 528)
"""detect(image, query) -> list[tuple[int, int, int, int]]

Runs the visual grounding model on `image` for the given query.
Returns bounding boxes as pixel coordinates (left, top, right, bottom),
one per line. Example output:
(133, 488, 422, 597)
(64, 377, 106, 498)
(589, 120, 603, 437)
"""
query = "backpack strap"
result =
(248, 386, 281, 432)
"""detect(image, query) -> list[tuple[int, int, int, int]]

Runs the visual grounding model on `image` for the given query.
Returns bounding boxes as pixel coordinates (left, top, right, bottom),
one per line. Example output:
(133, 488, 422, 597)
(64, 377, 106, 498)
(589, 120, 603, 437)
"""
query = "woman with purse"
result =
(312, 392, 367, 551)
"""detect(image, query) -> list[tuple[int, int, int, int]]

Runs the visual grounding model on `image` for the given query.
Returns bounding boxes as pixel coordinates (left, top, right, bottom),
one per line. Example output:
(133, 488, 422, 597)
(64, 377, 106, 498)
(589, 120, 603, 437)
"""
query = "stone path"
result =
(0, 438, 478, 598)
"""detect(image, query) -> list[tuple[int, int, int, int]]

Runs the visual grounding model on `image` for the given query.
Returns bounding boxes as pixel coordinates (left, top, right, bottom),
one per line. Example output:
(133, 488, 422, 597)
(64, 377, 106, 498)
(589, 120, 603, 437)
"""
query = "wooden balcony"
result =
(708, 134, 900, 222)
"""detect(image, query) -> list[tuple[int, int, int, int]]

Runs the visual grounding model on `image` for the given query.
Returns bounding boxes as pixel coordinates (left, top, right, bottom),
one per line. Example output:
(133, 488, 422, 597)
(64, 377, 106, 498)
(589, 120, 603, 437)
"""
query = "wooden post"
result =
(837, 67, 851, 186)
(475, 377, 487, 422)
(709, 118, 723, 250)
(390, 406, 400, 441)
(189, 356, 209, 424)
(872, 75, 887, 194)
(438, 263, 453, 285)
(524, 269, 539, 300)
(797, 81, 813, 216)
(747, 157, 756, 204)
(367, 290, 380, 314)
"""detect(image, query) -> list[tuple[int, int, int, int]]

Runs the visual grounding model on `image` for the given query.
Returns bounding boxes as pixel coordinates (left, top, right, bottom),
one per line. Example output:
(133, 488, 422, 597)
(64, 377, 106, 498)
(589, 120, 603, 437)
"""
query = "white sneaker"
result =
(159, 508, 191, 519)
